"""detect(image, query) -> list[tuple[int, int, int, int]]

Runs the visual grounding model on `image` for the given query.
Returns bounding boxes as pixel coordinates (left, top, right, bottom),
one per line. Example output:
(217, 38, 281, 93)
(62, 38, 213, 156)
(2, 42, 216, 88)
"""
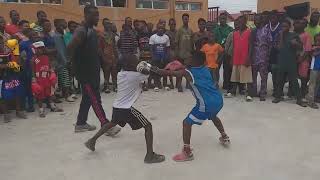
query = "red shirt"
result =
(33, 55, 51, 88)
(5, 24, 19, 36)
(233, 29, 251, 65)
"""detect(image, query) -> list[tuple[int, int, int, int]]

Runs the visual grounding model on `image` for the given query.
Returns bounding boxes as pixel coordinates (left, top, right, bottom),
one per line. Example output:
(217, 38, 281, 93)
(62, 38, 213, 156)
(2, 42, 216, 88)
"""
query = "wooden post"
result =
(170, 0, 176, 19)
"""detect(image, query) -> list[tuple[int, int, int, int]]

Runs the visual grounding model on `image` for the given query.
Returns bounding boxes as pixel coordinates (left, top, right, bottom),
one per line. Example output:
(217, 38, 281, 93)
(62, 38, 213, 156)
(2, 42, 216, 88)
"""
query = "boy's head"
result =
(182, 13, 189, 26)
(208, 32, 215, 44)
(157, 23, 165, 36)
(254, 14, 262, 28)
(121, 54, 140, 71)
(293, 19, 305, 32)
(84, 5, 99, 27)
(43, 19, 52, 33)
(309, 11, 320, 27)
(125, 17, 133, 28)
(281, 19, 291, 33)
(238, 15, 247, 30)
(54, 19, 66, 34)
(102, 18, 112, 31)
(9, 10, 20, 24)
(36, 10, 47, 25)
(269, 10, 279, 25)
(261, 11, 270, 25)
(68, 20, 78, 33)
(168, 18, 176, 31)
(190, 51, 206, 67)
(32, 41, 46, 55)
(18, 20, 30, 31)
(315, 33, 320, 46)
(219, 13, 228, 26)
(198, 18, 206, 31)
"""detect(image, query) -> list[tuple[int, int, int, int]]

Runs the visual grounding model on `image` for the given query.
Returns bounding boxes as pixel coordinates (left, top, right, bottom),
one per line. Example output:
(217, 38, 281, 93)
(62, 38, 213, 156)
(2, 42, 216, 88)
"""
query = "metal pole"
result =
(170, 0, 176, 19)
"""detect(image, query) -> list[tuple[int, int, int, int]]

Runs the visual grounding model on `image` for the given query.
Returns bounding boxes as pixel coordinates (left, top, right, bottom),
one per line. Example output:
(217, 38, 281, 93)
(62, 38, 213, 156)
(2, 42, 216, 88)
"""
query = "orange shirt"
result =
(201, 43, 224, 69)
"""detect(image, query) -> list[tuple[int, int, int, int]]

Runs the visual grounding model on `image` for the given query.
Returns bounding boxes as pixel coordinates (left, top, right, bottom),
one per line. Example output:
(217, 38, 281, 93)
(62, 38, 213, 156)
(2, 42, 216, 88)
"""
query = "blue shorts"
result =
(185, 104, 223, 125)
(1, 78, 23, 100)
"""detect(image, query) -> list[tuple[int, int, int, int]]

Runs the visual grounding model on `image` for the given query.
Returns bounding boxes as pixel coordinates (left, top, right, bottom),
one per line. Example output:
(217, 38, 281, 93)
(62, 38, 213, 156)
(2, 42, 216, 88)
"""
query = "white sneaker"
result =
(71, 94, 78, 99)
(66, 96, 75, 102)
(225, 93, 233, 98)
(165, 86, 170, 91)
(246, 96, 253, 102)
(154, 87, 160, 92)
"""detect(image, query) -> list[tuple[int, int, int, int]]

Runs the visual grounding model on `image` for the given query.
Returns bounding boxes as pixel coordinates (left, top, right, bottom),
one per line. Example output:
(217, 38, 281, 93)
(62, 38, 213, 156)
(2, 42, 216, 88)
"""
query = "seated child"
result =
(160, 51, 230, 162)
(84, 54, 165, 164)
(31, 41, 63, 117)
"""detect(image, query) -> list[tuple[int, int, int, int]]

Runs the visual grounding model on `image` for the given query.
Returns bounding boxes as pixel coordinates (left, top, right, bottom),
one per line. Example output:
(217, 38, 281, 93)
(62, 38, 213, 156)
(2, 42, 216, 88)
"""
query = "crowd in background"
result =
(0, 7, 320, 122)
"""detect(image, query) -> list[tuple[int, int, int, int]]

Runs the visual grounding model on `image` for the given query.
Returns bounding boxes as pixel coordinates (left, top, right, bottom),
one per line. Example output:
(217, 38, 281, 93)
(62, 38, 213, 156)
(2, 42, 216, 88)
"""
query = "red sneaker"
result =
(172, 149, 194, 162)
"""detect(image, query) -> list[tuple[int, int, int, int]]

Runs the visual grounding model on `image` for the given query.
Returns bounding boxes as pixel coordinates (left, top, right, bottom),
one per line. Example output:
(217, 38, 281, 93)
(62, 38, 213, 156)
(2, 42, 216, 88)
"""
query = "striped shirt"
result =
(119, 30, 138, 55)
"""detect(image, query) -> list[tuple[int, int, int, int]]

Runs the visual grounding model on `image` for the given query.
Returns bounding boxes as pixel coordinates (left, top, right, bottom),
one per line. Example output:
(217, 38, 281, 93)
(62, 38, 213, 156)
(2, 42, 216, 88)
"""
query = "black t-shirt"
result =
(74, 26, 100, 85)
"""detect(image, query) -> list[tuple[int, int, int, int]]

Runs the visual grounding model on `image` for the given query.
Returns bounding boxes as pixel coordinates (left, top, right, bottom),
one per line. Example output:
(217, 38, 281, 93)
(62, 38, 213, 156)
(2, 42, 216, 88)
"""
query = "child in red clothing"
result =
(31, 41, 62, 117)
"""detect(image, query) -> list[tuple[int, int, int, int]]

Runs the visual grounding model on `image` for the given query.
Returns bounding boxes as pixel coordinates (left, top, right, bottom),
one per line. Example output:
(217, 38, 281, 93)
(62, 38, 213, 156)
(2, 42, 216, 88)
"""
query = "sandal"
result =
(144, 152, 165, 164)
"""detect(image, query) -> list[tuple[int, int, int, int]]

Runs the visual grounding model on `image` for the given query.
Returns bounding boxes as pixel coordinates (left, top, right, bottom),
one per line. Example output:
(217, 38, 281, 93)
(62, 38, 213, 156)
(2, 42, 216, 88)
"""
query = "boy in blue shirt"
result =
(159, 51, 230, 162)
(307, 34, 320, 109)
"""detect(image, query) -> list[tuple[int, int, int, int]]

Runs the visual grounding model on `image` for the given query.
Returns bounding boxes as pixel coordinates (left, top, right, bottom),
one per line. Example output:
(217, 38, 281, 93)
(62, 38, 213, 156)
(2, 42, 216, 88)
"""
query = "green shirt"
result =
(175, 26, 194, 61)
(305, 25, 320, 43)
(212, 24, 233, 46)
(63, 32, 73, 45)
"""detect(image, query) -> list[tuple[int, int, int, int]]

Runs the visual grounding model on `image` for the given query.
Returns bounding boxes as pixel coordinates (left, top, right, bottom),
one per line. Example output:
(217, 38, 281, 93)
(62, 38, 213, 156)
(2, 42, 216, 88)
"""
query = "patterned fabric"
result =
(252, 26, 273, 65)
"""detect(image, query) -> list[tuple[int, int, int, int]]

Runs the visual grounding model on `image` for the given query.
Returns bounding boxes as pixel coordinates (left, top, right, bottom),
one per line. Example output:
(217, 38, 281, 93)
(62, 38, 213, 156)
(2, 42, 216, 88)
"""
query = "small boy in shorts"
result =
(159, 51, 230, 162)
(85, 54, 165, 164)
(31, 41, 62, 117)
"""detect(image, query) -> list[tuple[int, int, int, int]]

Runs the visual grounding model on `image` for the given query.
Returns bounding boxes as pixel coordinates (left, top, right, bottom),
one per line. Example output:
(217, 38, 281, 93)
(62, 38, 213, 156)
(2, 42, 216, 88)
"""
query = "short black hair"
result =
(18, 20, 29, 26)
(9, 10, 18, 17)
(282, 18, 292, 27)
(102, 18, 110, 24)
(182, 13, 189, 18)
(36, 10, 46, 17)
(84, 4, 98, 15)
(68, 20, 77, 27)
(192, 51, 206, 65)
(125, 17, 131, 21)
(169, 18, 175, 23)
(198, 18, 206, 24)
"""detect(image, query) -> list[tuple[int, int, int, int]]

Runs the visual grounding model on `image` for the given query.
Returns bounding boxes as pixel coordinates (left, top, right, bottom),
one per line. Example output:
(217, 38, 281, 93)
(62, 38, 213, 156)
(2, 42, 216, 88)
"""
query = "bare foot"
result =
(84, 139, 96, 151)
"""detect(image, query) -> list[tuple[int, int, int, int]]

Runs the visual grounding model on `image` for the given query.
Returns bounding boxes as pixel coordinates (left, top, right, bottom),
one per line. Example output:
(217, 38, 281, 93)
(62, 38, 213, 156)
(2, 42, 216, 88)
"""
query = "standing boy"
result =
(272, 20, 307, 107)
(230, 15, 253, 101)
(201, 33, 224, 85)
(85, 55, 165, 164)
(251, 14, 272, 101)
(175, 13, 194, 92)
(306, 34, 320, 109)
(100, 18, 118, 93)
(160, 51, 230, 162)
(149, 24, 170, 91)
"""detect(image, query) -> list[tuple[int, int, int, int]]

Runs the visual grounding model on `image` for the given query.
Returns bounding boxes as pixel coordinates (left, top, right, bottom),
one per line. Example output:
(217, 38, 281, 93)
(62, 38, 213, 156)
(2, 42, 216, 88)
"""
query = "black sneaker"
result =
(75, 123, 97, 133)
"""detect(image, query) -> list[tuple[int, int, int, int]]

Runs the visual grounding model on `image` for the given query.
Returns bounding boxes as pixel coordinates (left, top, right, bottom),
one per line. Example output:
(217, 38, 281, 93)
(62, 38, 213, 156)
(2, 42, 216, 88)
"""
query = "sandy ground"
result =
(1, 79, 320, 180)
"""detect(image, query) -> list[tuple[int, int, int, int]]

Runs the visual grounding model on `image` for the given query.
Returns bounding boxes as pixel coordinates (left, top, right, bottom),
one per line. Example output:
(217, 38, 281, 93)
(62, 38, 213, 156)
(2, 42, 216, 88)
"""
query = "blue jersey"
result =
(186, 66, 223, 113)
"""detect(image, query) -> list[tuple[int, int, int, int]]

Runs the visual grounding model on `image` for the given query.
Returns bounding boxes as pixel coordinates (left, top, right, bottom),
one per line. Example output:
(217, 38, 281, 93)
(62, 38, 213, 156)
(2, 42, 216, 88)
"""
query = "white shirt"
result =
(113, 71, 149, 109)
(149, 34, 170, 47)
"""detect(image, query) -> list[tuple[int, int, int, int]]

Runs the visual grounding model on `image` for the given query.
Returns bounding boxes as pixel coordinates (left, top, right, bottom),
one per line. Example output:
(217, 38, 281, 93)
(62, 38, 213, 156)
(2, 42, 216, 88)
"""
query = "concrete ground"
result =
(0, 84, 320, 180)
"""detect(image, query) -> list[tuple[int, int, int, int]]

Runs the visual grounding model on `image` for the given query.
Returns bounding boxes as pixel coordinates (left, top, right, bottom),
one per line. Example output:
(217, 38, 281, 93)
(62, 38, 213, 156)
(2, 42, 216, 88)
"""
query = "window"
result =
(176, 2, 201, 11)
(0, 0, 62, 3)
(136, 0, 168, 10)
(79, 0, 126, 7)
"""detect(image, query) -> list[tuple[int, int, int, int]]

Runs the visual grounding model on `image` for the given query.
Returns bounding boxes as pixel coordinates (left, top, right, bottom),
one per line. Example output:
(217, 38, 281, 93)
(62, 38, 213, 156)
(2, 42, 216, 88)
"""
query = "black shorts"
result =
(111, 107, 151, 130)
